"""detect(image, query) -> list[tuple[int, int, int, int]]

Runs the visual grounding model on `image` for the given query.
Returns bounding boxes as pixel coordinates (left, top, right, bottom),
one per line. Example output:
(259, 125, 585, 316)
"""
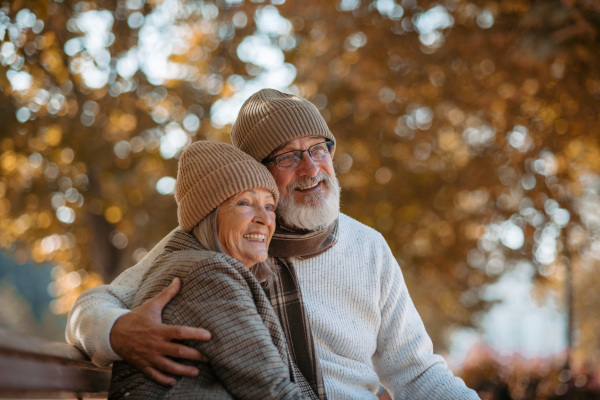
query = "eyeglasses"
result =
(263, 141, 334, 170)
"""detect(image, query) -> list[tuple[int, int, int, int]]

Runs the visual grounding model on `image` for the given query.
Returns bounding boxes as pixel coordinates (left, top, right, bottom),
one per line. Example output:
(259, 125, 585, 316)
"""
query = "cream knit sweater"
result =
(66, 214, 478, 399)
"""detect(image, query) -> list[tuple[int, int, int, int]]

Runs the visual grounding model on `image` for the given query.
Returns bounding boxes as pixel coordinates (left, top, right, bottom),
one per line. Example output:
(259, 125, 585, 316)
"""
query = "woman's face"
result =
(217, 188, 277, 269)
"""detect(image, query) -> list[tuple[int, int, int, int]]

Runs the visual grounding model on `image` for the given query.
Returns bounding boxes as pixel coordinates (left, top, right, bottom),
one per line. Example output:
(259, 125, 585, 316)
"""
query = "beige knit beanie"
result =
(175, 141, 279, 232)
(230, 88, 336, 162)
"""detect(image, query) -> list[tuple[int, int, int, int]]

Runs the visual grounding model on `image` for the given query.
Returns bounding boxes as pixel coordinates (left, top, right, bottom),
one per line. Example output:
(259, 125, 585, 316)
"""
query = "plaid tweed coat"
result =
(109, 230, 315, 400)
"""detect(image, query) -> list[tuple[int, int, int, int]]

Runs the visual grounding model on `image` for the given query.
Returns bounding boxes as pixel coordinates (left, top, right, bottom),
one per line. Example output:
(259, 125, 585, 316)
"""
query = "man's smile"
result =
(296, 180, 322, 192)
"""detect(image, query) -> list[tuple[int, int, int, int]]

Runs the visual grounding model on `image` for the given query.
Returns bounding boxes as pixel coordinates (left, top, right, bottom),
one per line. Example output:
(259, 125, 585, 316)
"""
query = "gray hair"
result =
(192, 208, 277, 283)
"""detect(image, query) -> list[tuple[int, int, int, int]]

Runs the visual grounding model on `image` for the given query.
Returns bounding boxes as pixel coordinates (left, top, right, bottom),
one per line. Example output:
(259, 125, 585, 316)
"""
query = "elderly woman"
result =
(108, 142, 312, 399)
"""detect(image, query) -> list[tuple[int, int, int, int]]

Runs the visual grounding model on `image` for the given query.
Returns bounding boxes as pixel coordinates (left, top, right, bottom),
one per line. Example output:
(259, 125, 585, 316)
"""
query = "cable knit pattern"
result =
(66, 215, 478, 399)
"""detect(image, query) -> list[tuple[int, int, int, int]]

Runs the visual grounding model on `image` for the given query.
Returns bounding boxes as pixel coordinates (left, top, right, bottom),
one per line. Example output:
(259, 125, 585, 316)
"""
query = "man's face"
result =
(265, 136, 340, 231)
(267, 136, 336, 205)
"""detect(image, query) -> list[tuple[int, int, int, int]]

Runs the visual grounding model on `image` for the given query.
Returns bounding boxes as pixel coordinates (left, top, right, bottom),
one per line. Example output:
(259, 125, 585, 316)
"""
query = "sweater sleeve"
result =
(65, 228, 177, 367)
(167, 253, 309, 400)
(372, 237, 479, 400)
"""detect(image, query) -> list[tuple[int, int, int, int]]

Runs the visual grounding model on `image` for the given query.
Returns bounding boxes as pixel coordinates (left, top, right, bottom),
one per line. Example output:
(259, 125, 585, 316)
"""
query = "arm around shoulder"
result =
(65, 228, 176, 366)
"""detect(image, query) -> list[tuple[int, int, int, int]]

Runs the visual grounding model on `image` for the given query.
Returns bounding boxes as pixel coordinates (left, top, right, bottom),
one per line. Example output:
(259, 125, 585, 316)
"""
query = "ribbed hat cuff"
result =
(177, 159, 278, 231)
(234, 105, 336, 162)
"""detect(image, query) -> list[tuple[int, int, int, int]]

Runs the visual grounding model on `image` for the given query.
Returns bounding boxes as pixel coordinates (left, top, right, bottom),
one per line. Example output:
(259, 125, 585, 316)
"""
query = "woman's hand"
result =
(109, 278, 212, 386)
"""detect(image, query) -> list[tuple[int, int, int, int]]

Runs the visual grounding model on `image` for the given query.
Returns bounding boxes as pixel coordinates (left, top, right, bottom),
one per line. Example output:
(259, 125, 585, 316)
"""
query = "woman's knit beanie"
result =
(230, 88, 336, 162)
(175, 141, 279, 232)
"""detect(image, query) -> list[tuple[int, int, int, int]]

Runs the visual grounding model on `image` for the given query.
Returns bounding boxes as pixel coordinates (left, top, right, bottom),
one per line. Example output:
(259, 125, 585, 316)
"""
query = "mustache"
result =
(287, 172, 334, 193)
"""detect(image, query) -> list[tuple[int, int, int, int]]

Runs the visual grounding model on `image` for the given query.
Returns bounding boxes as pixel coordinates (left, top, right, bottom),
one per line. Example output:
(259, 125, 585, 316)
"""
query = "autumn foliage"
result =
(1, 0, 600, 389)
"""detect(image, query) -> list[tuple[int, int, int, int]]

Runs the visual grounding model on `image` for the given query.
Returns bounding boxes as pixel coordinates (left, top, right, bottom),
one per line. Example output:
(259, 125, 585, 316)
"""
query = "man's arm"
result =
(372, 236, 479, 399)
(66, 228, 211, 386)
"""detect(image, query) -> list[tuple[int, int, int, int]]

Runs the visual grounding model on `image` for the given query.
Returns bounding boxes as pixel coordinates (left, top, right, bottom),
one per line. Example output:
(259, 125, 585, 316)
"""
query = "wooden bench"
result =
(0, 328, 111, 399)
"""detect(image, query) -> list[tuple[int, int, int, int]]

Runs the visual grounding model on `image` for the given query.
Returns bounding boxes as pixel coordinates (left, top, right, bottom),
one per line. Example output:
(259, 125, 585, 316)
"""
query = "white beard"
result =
(276, 172, 341, 231)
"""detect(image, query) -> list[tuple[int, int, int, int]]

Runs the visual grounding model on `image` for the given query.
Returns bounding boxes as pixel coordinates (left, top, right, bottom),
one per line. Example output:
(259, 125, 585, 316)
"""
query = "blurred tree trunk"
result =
(86, 211, 121, 283)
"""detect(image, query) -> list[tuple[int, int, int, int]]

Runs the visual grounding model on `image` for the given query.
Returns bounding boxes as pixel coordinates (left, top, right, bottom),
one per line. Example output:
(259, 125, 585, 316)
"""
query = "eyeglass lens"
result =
(276, 142, 331, 168)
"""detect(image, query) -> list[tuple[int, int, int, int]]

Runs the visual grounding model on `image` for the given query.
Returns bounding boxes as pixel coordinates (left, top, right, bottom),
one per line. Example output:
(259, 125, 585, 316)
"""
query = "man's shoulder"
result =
(333, 214, 397, 269)
(339, 213, 384, 240)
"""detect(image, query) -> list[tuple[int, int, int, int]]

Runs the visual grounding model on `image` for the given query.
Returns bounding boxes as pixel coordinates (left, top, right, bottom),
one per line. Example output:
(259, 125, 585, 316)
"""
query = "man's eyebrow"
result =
(269, 141, 294, 156)
(267, 136, 326, 157)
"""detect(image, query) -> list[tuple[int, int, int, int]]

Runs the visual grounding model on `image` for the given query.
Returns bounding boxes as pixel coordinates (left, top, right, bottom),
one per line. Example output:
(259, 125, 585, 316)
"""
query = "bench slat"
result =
(0, 328, 111, 399)
(0, 329, 110, 371)
(0, 355, 110, 398)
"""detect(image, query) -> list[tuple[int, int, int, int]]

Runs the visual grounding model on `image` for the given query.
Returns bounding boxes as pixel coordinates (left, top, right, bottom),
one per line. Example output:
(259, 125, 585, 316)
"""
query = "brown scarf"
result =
(269, 218, 339, 259)
(262, 218, 339, 400)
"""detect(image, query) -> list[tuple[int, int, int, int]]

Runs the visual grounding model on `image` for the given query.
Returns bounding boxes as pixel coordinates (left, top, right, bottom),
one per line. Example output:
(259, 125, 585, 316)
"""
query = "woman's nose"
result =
(252, 206, 271, 225)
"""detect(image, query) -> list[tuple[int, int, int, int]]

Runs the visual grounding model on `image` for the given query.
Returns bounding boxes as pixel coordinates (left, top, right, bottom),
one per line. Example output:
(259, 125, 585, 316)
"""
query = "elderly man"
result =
(67, 89, 478, 399)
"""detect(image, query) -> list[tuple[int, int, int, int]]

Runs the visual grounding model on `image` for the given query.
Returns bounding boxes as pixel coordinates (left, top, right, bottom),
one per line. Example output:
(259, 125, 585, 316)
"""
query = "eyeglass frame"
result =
(262, 140, 335, 170)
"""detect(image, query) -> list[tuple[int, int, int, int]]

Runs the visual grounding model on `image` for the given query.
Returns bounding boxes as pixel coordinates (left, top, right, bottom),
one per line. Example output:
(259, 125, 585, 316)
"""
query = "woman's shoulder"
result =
(160, 249, 242, 272)
(159, 250, 262, 302)
(153, 229, 242, 269)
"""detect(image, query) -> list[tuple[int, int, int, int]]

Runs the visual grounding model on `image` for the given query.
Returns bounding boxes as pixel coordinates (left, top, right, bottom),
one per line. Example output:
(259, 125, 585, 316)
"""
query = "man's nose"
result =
(296, 153, 319, 177)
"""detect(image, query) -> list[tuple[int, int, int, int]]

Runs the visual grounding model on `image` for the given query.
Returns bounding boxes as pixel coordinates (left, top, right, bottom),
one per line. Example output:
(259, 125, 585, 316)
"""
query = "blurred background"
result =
(1, 0, 599, 398)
